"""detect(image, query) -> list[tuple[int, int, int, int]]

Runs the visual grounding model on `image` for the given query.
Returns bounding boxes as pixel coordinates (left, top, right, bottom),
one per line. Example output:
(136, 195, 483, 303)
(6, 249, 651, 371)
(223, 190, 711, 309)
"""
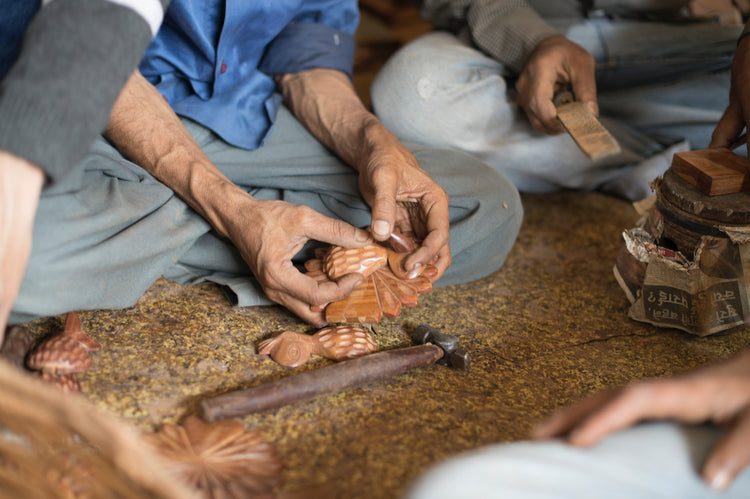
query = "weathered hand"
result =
(531, 350, 750, 491)
(710, 35, 750, 157)
(516, 35, 597, 134)
(222, 195, 372, 326)
(356, 124, 451, 281)
(0, 151, 44, 343)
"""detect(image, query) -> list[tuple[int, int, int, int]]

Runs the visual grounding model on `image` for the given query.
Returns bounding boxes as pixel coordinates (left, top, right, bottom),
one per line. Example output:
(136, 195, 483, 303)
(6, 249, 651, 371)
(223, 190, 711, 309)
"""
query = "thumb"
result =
(702, 408, 750, 492)
(368, 173, 398, 242)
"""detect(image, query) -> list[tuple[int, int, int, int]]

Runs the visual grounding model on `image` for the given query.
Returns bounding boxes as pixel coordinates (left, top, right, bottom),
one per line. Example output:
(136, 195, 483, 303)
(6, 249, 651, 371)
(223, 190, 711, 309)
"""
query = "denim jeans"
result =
(371, 17, 741, 200)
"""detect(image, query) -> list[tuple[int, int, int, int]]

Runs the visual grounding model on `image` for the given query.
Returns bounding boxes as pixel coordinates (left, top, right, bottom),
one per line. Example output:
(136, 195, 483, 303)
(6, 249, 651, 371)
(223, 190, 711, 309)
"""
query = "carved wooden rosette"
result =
(146, 415, 284, 497)
(25, 311, 100, 392)
(258, 326, 379, 367)
(305, 232, 437, 324)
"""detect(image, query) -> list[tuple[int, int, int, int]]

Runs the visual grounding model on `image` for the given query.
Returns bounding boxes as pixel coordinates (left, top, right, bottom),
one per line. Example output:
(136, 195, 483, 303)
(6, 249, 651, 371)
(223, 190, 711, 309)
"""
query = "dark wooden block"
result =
(671, 148, 750, 196)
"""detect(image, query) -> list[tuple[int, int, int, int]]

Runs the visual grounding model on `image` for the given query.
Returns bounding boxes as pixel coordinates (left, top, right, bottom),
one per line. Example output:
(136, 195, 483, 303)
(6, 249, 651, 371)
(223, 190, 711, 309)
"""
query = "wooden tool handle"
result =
(199, 344, 444, 422)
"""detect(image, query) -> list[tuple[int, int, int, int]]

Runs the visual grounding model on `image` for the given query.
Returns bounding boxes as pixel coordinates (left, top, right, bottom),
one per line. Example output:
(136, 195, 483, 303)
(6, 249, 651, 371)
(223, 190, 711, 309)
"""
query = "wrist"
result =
(354, 117, 394, 173)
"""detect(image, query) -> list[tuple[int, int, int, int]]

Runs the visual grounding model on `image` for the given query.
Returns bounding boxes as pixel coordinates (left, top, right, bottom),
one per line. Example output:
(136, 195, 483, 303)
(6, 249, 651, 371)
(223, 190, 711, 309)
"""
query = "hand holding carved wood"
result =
(305, 230, 438, 324)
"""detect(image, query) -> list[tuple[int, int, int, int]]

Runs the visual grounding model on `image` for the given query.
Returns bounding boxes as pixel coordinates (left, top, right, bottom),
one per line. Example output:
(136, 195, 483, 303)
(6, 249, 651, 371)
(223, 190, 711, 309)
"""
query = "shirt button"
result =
(220, 62, 227, 74)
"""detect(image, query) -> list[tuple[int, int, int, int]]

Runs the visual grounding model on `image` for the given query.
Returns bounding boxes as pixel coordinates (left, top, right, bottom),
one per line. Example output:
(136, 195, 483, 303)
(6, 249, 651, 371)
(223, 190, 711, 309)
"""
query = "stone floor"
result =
(21, 191, 750, 499)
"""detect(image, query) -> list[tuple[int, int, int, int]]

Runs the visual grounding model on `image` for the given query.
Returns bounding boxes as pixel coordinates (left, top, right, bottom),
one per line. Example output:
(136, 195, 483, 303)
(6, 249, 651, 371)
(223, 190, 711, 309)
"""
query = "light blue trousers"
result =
(407, 422, 750, 499)
(371, 18, 741, 201)
(12, 107, 522, 323)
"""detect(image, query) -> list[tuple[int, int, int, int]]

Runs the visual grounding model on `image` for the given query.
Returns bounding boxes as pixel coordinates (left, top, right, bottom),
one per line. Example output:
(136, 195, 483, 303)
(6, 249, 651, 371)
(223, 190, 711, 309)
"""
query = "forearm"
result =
(277, 68, 387, 173)
(0, 0, 169, 185)
(104, 71, 249, 238)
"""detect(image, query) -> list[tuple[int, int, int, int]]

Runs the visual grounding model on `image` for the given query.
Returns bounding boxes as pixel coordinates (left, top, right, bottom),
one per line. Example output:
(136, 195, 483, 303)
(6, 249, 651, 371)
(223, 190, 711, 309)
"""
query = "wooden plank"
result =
(556, 101, 621, 161)
(670, 148, 750, 196)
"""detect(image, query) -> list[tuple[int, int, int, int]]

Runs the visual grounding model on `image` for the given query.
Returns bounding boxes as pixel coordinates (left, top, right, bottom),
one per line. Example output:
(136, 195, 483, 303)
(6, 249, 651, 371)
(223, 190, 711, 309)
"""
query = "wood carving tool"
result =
(198, 324, 469, 422)
(554, 90, 621, 161)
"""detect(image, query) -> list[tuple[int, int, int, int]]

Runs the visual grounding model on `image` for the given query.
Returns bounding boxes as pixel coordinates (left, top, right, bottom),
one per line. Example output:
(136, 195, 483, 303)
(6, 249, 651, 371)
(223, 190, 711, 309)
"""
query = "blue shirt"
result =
(139, 0, 359, 150)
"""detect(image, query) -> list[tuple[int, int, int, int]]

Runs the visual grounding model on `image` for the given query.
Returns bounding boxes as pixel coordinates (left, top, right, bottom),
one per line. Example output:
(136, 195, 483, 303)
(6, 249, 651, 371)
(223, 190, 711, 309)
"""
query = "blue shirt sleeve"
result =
(259, 0, 358, 78)
(259, 21, 356, 78)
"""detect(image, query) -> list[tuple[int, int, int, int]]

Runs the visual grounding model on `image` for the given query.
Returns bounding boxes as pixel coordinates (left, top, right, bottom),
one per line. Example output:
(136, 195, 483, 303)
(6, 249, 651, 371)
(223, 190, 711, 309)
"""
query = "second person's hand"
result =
(516, 35, 597, 134)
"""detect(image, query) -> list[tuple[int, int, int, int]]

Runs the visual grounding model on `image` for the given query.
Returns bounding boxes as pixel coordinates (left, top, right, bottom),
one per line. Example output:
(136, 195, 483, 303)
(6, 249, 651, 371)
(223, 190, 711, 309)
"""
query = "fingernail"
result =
(709, 469, 731, 492)
(407, 263, 423, 279)
(372, 220, 389, 238)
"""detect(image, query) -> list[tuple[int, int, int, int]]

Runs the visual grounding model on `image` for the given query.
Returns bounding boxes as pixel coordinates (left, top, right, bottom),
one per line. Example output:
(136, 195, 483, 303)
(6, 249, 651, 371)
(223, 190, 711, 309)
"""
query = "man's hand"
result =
(710, 34, 750, 156)
(355, 122, 452, 280)
(516, 35, 597, 134)
(279, 69, 452, 281)
(220, 195, 372, 326)
(531, 350, 750, 491)
(0, 151, 45, 342)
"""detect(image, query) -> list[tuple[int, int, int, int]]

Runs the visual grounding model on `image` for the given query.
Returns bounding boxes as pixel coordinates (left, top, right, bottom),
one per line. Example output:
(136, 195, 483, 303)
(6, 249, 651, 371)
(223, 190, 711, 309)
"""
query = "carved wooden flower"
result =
(258, 326, 379, 367)
(147, 416, 283, 499)
(305, 231, 438, 324)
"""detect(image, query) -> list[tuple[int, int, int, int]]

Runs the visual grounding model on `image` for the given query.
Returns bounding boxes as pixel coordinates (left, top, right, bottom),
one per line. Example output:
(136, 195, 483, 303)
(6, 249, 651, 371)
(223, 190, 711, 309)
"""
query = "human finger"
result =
(400, 197, 451, 278)
(530, 388, 622, 440)
(565, 379, 720, 448)
(367, 169, 399, 242)
(568, 62, 598, 117)
(300, 208, 373, 248)
(527, 79, 563, 134)
(268, 269, 364, 326)
(703, 408, 750, 492)
(709, 103, 746, 150)
(516, 66, 561, 134)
